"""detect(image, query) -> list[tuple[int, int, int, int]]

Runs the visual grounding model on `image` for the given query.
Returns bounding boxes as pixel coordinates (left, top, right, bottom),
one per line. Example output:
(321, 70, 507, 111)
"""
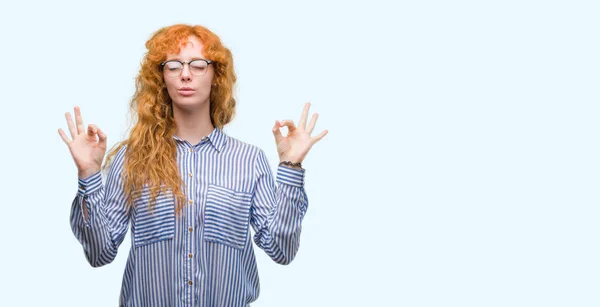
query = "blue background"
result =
(0, 0, 598, 306)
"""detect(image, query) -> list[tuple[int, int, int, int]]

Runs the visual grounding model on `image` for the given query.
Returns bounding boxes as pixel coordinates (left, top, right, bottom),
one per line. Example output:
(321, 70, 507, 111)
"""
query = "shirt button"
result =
(188, 253, 193, 258)
(188, 280, 193, 285)
(188, 199, 193, 205)
(188, 173, 193, 177)
(189, 148, 193, 153)
(188, 227, 193, 232)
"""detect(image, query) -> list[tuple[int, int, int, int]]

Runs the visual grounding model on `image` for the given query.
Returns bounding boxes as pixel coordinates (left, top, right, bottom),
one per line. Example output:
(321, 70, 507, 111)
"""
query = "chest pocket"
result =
(204, 184, 253, 250)
(133, 187, 176, 247)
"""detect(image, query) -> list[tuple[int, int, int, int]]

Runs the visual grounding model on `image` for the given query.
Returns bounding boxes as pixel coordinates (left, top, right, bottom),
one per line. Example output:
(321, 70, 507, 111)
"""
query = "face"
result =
(163, 36, 214, 111)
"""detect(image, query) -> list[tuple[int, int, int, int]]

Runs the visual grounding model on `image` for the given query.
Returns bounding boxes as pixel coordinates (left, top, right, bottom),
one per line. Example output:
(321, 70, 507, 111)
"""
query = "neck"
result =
(172, 101, 215, 145)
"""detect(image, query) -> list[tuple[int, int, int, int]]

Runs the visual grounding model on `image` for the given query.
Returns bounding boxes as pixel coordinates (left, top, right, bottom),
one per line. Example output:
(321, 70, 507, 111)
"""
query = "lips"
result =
(178, 88, 195, 97)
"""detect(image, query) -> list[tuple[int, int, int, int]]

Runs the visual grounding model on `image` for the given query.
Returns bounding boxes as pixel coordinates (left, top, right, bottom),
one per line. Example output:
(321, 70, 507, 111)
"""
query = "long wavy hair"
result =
(103, 24, 237, 216)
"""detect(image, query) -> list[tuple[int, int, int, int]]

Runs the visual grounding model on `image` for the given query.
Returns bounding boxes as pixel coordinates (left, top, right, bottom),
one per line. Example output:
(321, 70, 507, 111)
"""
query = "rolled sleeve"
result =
(276, 165, 305, 188)
(77, 171, 103, 197)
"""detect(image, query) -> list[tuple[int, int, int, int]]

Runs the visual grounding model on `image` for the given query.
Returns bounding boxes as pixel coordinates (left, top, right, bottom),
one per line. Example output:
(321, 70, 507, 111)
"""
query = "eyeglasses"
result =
(160, 59, 214, 78)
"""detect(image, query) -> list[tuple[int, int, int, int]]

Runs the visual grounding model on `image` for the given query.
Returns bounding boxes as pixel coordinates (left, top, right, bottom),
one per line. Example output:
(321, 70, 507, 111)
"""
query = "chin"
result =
(172, 98, 209, 109)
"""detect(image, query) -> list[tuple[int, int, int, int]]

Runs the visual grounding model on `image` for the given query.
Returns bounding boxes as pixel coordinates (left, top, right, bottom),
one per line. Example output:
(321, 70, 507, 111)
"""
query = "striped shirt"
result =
(69, 127, 308, 307)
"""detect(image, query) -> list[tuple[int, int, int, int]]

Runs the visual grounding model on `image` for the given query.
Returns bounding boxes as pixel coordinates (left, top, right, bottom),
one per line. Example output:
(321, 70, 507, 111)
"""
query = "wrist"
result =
(279, 160, 303, 170)
(78, 168, 100, 180)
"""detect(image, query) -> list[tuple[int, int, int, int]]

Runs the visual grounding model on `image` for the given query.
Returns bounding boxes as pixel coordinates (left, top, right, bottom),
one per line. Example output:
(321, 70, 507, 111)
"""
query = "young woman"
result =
(58, 24, 327, 307)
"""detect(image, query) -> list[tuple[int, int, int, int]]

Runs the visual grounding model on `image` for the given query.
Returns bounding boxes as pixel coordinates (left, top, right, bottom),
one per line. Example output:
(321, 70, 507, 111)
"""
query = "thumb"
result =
(87, 124, 102, 144)
(272, 120, 283, 143)
(87, 124, 97, 140)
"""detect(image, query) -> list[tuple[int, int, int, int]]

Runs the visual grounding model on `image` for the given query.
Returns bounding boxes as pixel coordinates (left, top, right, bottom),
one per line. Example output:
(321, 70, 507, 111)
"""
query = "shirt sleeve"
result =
(250, 149, 309, 265)
(69, 146, 131, 267)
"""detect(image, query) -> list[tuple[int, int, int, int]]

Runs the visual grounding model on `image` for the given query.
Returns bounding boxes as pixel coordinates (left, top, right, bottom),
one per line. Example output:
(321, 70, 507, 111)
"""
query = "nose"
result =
(180, 63, 192, 81)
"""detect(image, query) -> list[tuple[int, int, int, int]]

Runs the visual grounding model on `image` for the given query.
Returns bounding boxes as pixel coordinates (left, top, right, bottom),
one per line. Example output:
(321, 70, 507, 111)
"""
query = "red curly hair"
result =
(103, 24, 237, 216)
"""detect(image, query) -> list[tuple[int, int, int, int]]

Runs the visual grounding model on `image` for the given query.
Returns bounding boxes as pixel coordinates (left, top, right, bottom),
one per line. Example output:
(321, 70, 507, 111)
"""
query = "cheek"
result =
(192, 77, 212, 91)
(163, 78, 177, 91)
(199, 70, 215, 86)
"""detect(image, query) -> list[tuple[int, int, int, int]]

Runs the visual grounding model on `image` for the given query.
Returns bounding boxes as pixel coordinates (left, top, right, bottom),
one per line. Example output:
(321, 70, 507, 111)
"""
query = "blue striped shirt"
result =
(69, 127, 309, 306)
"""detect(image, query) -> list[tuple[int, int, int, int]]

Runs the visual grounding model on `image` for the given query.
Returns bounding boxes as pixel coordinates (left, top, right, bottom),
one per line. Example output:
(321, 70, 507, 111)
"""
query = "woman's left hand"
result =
(272, 102, 328, 166)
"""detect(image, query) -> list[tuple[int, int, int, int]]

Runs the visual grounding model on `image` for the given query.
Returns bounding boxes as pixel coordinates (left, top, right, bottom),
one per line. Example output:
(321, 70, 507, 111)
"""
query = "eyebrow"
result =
(165, 57, 208, 61)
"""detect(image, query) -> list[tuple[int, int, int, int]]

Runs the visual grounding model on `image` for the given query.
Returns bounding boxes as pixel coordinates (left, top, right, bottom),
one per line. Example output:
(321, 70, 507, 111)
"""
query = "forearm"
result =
(70, 172, 119, 267)
(254, 166, 309, 265)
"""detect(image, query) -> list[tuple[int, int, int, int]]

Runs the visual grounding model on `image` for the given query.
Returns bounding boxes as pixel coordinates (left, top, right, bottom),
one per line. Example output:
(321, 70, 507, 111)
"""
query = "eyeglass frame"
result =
(160, 59, 214, 77)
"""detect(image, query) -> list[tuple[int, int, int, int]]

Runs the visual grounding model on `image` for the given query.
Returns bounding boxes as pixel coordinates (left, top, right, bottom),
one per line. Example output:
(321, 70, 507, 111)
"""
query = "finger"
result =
(58, 128, 71, 145)
(298, 102, 310, 130)
(272, 120, 283, 143)
(306, 113, 318, 134)
(280, 119, 296, 132)
(87, 124, 98, 141)
(65, 112, 77, 139)
(311, 129, 328, 145)
(96, 126, 107, 146)
(75, 106, 85, 135)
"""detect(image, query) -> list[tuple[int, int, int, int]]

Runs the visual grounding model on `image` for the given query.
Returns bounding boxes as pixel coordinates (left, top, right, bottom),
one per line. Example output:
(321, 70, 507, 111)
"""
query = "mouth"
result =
(178, 88, 196, 96)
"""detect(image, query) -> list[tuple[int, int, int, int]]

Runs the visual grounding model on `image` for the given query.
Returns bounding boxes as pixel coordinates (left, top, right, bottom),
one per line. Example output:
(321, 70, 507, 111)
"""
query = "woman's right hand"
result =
(58, 106, 107, 180)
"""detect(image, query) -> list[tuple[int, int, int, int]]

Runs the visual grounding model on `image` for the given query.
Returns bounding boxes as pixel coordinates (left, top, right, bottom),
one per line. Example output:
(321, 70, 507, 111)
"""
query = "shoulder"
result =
(103, 143, 128, 177)
(113, 144, 129, 164)
(221, 131, 264, 157)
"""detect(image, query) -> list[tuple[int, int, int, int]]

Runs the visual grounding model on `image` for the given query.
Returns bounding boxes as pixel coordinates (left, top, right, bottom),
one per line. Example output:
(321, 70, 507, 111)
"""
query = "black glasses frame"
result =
(160, 59, 214, 76)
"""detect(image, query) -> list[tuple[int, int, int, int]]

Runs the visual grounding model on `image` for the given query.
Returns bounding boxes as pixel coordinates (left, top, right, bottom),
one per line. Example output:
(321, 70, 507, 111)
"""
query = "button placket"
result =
(184, 147, 196, 302)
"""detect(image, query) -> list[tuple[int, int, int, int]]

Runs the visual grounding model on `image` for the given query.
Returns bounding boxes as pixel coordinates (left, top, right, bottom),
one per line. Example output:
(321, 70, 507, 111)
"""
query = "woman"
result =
(58, 24, 327, 306)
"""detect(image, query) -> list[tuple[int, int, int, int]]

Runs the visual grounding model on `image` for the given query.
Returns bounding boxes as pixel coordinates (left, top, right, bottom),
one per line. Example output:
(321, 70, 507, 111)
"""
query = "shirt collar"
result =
(173, 127, 227, 153)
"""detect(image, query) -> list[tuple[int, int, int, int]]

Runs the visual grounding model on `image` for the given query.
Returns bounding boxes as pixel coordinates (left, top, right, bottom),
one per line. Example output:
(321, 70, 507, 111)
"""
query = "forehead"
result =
(166, 36, 204, 60)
